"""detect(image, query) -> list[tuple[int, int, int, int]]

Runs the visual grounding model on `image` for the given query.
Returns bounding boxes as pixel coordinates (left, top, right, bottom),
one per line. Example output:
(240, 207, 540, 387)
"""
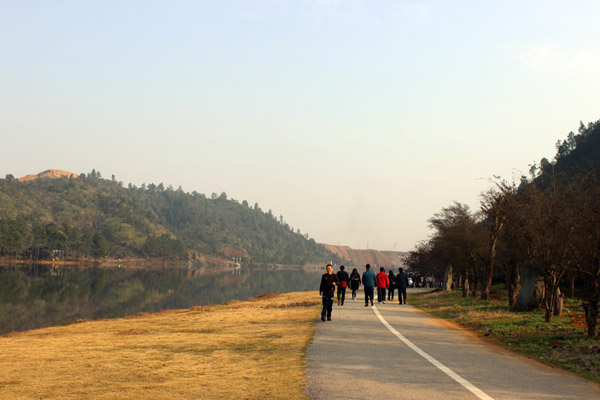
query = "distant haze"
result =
(2, 1, 599, 251)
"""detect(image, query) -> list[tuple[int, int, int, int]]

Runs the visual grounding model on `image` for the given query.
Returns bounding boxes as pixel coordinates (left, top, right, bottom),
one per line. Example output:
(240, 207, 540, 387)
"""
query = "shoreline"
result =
(0, 255, 235, 268)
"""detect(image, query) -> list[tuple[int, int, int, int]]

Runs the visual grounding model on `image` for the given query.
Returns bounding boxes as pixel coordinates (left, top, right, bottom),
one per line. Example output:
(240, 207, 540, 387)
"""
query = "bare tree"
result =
(426, 202, 487, 297)
(480, 187, 507, 300)
(515, 180, 576, 322)
(493, 181, 526, 307)
(570, 173, 600, 337)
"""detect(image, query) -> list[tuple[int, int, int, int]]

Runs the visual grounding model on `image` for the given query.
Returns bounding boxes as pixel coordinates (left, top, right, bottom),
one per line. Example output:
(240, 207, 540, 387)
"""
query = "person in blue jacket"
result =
(362, 264, 377, 307)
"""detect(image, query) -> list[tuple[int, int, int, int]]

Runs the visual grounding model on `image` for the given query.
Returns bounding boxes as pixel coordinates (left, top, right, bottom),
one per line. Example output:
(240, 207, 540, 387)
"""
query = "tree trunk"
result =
(544, 301, 553, 322)
(462, 270, 470, 298)
(482, 237, 500, 300)
(543, 275, 559, 323)
(569, 274, 575, 299)
(443, 265, 453, 291)
(481, 264, 493, 300)
(544, 277, 552, 322)
(553, 288, 563, 316)
(507, 262, 521, 307)
(583, 300, 599, 338)
(474, 264, 482, 297)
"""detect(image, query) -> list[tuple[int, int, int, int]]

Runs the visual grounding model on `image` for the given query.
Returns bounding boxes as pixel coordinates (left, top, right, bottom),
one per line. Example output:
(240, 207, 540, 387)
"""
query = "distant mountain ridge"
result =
(321, 244, 408, 268)
(17, 169, 78, 182)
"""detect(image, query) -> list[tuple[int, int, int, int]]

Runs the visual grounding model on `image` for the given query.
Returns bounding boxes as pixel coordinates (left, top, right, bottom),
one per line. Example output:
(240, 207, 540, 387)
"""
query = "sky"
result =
(1, 1, 599, 251)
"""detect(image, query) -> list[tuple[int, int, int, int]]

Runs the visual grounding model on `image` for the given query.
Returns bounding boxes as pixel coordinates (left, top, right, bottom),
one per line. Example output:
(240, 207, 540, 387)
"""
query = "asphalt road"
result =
(304, 289, 600, 400)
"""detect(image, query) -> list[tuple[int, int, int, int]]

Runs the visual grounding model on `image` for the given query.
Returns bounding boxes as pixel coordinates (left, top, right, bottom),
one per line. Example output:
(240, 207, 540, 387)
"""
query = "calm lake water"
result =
(0, 262, 324, 335)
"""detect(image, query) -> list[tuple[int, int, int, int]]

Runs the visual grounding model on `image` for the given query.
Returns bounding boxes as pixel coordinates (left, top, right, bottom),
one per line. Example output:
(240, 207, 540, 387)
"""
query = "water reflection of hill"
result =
(0, 262, 322, 335)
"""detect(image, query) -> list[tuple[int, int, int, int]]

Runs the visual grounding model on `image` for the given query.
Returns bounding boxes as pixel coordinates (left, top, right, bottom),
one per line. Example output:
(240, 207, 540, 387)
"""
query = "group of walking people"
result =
(319, 263, 410, 322)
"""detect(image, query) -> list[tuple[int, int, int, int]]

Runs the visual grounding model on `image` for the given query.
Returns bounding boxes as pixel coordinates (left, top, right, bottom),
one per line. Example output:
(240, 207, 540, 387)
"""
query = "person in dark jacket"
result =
(362, 264, 377, 307)
(336, 265, 350, 306)
(349, 268, 361, 300)
(396, 267, 409, 305)
(319, 264, 339, 321)
(387, 270, 396, 301)
(376, 267, 389, 304)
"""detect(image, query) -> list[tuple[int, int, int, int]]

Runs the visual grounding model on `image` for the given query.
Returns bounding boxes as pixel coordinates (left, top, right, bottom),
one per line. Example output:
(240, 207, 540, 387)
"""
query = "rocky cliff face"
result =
(320, 244, 408, 268)
(18, 169, 78, 182)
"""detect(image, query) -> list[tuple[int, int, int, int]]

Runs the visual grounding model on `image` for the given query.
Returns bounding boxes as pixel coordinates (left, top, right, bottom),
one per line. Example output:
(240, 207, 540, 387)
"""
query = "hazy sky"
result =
(2, 1, 599, 251)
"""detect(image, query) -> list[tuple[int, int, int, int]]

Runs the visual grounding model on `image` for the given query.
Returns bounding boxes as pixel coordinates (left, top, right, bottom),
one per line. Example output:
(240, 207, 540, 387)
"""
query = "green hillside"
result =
(0, 172, 346, 265)
(538, 119, 600, 178)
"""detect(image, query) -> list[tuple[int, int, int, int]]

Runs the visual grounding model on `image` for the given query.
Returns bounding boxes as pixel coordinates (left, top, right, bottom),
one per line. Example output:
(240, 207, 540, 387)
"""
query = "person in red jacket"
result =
(376, 267, 389, 304)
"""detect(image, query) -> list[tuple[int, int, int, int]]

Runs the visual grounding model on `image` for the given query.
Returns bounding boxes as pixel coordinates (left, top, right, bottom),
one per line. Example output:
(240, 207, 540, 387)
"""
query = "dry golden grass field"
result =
(0, 291, 321, 400)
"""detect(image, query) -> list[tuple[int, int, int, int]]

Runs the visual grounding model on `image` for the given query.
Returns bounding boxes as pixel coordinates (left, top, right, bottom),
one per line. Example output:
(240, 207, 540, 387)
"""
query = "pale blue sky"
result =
(2, 1, 599, 251)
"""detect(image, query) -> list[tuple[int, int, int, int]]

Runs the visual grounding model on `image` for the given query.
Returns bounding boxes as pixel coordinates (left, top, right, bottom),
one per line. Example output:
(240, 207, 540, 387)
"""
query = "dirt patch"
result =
(263, 301, 321, 309)
(114, 329, 147, 335)
(189, 305, 211, 312)
(17, 169, 78, 182)
(249, 293, 281, 301)
(571, 313, 588, 329)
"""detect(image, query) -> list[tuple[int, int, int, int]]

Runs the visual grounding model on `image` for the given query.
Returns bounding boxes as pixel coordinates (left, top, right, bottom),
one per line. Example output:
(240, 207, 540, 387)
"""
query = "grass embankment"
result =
(0, 291, 321, 400)
(410, 286, 600, 383)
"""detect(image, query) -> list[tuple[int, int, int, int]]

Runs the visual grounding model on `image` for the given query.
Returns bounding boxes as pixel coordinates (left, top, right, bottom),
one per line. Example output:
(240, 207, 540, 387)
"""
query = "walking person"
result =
(387, 270, 396, 301)
(362, 264, 376, 307)
(336, 265, 350, 306)
(376, 267, 389, 304)
(396, 267, 409, 305)
(349, 268, 361, 300)
(319, 264, 339, 321)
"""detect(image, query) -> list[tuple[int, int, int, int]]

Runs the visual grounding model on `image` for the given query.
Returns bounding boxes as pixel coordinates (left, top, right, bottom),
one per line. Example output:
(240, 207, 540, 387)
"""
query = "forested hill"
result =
(538, 119, 600, 178)
(0, 171, 347, 265)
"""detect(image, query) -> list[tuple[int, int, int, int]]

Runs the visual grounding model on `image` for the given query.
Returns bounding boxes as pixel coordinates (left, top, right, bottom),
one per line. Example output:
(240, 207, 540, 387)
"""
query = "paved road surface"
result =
(305, 291, 600, 400)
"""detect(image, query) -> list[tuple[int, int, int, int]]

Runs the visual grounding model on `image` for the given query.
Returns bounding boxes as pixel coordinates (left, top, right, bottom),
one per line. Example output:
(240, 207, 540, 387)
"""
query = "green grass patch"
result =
(410, 285, 600, 383)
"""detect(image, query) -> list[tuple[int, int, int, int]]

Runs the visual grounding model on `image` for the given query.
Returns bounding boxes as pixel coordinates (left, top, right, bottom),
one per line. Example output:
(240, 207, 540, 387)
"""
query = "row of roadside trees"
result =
(408, 120, 600, 337)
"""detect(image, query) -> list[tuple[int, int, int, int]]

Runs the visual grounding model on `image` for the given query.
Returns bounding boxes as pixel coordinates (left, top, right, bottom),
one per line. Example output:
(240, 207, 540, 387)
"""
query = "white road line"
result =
(372, 306, 495, 400)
